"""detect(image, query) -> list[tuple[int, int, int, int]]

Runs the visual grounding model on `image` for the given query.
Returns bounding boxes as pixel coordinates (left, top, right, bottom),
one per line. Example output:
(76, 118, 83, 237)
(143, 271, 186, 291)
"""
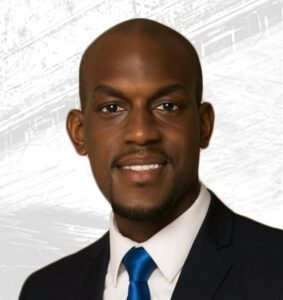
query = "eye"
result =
(101, 103, 125, 113)
(155, 103, 179, 111)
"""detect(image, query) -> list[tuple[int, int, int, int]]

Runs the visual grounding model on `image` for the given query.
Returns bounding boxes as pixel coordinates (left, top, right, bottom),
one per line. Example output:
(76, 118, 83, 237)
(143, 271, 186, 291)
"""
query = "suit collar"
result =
(171, 191, 234, 299)
(108, 184, 211, 285)
(74, 191, 234, 300)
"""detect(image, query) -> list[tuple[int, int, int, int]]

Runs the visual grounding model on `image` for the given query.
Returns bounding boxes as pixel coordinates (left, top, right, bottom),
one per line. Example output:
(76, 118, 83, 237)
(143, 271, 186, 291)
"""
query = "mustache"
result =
(111, 147, 173, 168)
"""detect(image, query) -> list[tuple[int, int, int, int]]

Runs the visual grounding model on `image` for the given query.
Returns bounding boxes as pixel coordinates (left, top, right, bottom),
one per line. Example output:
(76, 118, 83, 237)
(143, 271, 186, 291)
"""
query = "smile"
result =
(116, 163, 167, 184)
(121, 164, 162, 171)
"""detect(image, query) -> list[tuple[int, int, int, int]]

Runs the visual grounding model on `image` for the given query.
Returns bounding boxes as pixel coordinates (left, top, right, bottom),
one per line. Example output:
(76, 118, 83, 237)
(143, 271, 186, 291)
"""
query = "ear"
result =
(199, 102, 214, 149)
(66, 109, 87, 156)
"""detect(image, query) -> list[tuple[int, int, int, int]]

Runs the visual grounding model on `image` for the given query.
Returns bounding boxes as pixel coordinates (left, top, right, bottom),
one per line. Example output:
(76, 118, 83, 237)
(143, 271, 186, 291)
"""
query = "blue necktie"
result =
(123, 247, 157, 300)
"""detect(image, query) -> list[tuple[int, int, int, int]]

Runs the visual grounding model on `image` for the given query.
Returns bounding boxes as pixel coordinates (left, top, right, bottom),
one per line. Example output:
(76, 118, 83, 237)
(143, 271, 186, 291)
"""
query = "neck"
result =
(114, 182, 201, 242)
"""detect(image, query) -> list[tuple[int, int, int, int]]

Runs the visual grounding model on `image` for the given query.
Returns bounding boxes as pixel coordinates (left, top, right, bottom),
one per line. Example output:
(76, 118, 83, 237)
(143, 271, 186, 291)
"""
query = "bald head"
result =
(79, 18, 203, 110)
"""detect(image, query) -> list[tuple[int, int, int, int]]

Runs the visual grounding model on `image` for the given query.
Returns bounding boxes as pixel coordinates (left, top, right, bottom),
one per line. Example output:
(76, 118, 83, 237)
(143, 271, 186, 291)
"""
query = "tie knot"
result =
(123, 247, 157, 282)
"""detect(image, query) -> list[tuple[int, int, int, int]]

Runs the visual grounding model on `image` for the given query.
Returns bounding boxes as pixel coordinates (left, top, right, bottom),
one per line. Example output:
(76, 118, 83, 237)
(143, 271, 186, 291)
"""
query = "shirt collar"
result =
(108, 183, 211, 286)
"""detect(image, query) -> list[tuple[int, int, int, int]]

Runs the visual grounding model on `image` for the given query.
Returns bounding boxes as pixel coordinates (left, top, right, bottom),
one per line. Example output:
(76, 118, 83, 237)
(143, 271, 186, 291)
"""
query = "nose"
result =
(123, 107, 161, 146)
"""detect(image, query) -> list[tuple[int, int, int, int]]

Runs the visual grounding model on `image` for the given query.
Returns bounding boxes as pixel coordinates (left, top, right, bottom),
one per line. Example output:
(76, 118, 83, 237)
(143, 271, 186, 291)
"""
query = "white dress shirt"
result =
(103, 184, 211, 300)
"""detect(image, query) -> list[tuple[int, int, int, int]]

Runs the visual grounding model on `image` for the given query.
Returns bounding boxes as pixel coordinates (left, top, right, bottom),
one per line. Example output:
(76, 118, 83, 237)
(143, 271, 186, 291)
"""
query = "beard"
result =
(109, 188, 177, 221)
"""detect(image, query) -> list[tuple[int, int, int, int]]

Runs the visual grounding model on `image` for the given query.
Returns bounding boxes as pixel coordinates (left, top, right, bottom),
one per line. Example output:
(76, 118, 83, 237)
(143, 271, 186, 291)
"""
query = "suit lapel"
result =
(76, 232, 110, 300)
(171, 192, 234, 300)
(74, 192, 234, 299)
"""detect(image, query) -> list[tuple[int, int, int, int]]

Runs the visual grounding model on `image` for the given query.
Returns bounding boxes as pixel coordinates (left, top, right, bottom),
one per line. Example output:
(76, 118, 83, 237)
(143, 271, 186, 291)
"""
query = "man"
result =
(19, 18, 283, 300)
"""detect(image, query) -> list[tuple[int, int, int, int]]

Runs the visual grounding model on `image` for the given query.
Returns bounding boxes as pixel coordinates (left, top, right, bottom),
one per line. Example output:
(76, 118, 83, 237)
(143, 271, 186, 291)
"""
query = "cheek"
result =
(87, 150, 113, 200)
(165, 117, 200, 148)
(84, 127, 117, 197)
(164, 120, 200, 168)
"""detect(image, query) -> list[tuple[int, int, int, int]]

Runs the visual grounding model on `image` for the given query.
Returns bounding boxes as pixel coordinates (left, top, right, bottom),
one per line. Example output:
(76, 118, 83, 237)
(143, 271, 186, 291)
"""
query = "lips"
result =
(122, 164, 161, 171)
(115, 155, 168, 169)
(113, 154, 168, 184)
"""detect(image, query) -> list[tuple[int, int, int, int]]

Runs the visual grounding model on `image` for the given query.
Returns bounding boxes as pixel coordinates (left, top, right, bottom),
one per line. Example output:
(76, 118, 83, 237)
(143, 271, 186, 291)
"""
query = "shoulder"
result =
(208, 190, 283, 265)
(28, 231, 109, 280)
(209, 195, 283, 297)
(19, 232, 109, 300)
(214, 196, 283, 269)
(232, 211, 283, 256)
(209, 190, 283, 251)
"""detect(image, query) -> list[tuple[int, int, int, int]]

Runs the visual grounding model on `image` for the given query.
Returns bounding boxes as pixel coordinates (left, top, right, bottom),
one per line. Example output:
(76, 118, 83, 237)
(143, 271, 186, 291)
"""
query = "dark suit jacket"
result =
(19, 192, 283, 299)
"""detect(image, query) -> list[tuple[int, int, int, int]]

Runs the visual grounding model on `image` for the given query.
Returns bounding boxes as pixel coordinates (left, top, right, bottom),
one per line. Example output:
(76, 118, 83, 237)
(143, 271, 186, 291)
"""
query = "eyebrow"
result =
(93, 84, 127, 99)
(93, 83, 188, 100)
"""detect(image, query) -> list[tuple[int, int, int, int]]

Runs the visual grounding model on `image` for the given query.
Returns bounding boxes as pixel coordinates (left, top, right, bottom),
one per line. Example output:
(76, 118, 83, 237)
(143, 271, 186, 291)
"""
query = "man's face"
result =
(70, 34, 212, 221)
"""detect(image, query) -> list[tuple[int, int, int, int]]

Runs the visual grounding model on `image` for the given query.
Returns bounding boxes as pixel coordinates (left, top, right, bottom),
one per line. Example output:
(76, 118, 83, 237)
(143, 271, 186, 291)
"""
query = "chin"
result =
(110, 195, 175, 221)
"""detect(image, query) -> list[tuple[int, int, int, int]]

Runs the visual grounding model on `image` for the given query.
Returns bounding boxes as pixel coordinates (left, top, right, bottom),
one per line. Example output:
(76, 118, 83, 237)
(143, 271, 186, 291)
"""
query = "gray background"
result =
(1, 0, 282, 299)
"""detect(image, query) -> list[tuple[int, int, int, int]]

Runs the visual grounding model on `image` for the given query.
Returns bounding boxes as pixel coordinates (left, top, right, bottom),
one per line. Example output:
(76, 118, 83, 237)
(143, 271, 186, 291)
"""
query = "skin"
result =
(67, 19, 214, 242)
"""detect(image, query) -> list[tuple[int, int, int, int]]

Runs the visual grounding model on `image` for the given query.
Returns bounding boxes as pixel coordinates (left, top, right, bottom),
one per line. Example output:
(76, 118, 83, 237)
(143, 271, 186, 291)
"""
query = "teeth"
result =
(122, 164, 161, 171)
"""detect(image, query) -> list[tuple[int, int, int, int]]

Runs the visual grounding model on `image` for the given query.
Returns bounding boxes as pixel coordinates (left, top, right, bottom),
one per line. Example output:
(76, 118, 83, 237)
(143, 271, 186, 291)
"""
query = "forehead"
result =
(82, 33, 198, 93)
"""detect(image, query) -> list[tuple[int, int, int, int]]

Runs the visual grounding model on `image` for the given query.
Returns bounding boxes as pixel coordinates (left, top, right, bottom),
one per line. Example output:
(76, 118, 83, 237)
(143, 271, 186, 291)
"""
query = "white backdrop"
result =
(1, 0, 282, 299)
